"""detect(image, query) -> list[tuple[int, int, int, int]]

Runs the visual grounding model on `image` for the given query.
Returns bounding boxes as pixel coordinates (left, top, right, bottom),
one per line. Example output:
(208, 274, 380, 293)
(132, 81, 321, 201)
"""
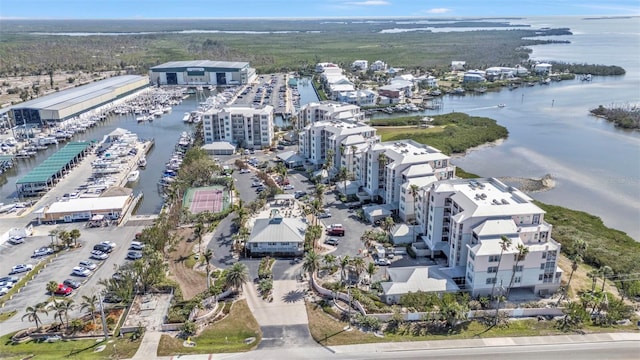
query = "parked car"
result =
(290, 258, 302, 265)
(130, 241, 145, 250)
(318, 211, 332, 219)
(0, 276, 18, 287)
(8, 236, 24, 245)
(127, 251, 143, 260)
(326, 224, 345, 236)
(90, 250, 108, 260)
(283, 184, 294, 190)
(71, 266, 91, 277)
(32, 247, 54, 257)
(9, 264, 33, 275)
(102, 292, 123, 303)
(93, 244, 112, 253)
(324, 237, 339, 246)
(54, 284, 73, 296)
(100, 241, 116, 249)
(251, 181, 264, 187)
(78, 260, 98, 271)
(374, 257, 391, 266)
(239, 168, 251, 174)
(63, 279, 82, 289)
(294, 191, 306, 199)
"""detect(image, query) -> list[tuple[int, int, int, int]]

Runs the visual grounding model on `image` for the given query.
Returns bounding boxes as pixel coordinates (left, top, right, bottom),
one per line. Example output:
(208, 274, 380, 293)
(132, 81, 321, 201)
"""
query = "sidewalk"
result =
(330, 331, 640, 354)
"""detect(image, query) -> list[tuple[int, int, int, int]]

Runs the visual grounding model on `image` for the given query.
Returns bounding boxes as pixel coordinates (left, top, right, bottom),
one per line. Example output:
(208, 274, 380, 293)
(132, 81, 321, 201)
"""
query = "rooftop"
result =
(10, 75, 147, 111)
(248, 216, 307, 243)
(382, 266, 460, 296)
(150, 60, 249, 70)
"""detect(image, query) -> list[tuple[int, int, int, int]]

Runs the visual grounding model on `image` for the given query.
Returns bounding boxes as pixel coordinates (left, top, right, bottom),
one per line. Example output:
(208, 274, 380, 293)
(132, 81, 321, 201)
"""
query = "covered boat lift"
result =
(16, 141, 92, 197)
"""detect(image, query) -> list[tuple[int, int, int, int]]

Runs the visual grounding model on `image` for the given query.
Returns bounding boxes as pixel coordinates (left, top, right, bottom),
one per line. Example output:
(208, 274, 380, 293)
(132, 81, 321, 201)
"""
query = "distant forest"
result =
(0, 19, 578, 76)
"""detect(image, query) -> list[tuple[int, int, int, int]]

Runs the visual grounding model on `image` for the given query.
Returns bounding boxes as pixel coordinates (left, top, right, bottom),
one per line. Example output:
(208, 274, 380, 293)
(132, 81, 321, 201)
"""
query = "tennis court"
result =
(183, 186, 230, 214)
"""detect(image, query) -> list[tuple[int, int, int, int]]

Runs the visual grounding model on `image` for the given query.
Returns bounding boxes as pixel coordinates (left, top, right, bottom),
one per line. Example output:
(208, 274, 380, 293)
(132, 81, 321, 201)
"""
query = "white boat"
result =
(498, 104, 506, 108)
(182, 112, 191, 122)
(137, 157, 147, 168)
(127, 170, 140, 183)
(136, 115, 147, 123)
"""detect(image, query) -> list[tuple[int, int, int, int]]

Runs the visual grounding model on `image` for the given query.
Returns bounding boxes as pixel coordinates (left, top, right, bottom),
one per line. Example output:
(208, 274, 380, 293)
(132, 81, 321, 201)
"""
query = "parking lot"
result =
(0, 223, 145, 319)
(233, 73, 289, 114)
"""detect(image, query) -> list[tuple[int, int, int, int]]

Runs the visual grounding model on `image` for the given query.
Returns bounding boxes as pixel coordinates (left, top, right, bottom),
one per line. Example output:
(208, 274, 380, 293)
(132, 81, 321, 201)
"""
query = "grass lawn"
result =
(376, 126, 445, 141)
(157, 299, 261, 356)
(0, 332, 142, 360)
(0, 310, 17, 322)
(306, 302, 637, 347)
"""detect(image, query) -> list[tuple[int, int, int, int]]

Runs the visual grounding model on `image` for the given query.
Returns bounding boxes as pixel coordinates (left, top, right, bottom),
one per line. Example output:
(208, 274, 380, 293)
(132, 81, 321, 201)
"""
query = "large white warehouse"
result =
(149, 60, 256, 86)
(9, 75, 148, 127)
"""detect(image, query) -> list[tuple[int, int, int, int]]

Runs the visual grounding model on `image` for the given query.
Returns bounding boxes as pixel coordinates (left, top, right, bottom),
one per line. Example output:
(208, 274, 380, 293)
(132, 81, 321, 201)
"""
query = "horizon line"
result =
(1, 14, 638, 21)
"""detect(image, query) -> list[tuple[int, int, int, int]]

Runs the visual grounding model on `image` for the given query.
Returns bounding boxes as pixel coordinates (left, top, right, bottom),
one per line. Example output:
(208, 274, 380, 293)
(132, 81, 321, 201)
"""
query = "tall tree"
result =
(339, 255, 351, 285)
(194, 221, 204, 255)
(302, 249, 321, 277)
(46, 280, 59, 295)
(490, 236, 512, 301)
(338, 166, 349, 195)
(225, 262, 249, 293)
(68, 229, 81, 247)
(506, 243, 529, 297)
(22, 302, 48, 330)
(352, 257, 366, 288)
(203, 249, 214, 290)
(314, 183, 326, 205)
(599, 265, 613, 292)
(381, 216, 395, 242)
(557, 239, 587, 305)
(323, 254, 337, 269)
(80, 294, 99, 326)
(408, 184, 420, 242)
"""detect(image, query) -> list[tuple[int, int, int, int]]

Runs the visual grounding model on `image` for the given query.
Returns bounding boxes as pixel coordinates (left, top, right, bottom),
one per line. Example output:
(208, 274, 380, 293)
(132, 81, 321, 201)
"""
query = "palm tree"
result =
(22, 302, 48, 330)
(599, 265, 613, 292)
(194, 221, 204, 254)
(350, 144, 358, 179)
(338, 166, 349, 195)
(50, 299, 75, 329)
(80, 294, 99, 326)
(68, 229, 81, 247)
(225, 262, 249, 293)
(48, 229, 59, 247)
(314, 183, 326, 205)
(302, 249, 321, 276)
(339, 255, 351, 284)
(490, 235, 512, 301)
(323, 254, 337, 270)
(381, 216, 395, 242)
(203, 249, 214, 290)
(506, 244, 529, 298)
(366, 262, 376, 284)
(408, 184, 420, 242)
(377, 152, 388, 202)
(557, 239, 587, 305)
(352, 257, 366, 288)
(46, 280, 59, 295)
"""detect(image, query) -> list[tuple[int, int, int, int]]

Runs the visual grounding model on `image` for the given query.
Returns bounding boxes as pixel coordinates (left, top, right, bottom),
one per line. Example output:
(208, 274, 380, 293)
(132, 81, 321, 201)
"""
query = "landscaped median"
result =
(0, 254, 56, 307)
(157, 299, 261, 356)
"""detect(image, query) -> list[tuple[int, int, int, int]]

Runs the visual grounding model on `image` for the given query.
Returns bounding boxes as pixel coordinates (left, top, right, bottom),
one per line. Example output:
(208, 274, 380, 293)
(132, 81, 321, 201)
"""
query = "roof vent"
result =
(501, 199, 509, 205)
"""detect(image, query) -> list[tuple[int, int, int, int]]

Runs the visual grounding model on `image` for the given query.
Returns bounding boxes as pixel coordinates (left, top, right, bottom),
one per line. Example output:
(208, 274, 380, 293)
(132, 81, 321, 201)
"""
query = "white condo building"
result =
(202, 105, 274, 149)
(299, 119, 378, 170)
(416, 177, 562, 296)
(297, 101, 365, 128)
(358, 140, 456, 211)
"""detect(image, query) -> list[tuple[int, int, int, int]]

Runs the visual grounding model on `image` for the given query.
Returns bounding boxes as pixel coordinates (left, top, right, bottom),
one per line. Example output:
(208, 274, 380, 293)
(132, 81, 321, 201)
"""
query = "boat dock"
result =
(15, 142, 94, 197)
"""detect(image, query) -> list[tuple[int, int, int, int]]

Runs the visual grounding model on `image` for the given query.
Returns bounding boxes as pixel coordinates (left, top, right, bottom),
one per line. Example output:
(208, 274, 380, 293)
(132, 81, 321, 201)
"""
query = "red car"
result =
(54, 284, 73, 296)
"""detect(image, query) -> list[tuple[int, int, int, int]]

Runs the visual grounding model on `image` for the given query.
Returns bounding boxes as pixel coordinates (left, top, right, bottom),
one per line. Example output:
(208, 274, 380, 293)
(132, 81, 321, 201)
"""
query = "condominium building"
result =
(299, 119, 378, 170)
(297, 101, 365, 128)
(359, 140, 456, 210)
(201, 105, 274, 149)
(416, 177, 562, 296)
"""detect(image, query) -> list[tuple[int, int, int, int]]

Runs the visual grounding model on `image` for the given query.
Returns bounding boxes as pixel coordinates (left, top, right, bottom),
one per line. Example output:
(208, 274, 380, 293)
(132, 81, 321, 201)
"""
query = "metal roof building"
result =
(9, 75, 148, 127)
(149, 60, 256, 86)
(16, 141, 92, 196)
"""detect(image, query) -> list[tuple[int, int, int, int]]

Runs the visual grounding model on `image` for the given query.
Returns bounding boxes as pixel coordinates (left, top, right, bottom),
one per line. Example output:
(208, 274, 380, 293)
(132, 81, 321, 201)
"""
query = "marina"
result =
(0, 88, 204, 214)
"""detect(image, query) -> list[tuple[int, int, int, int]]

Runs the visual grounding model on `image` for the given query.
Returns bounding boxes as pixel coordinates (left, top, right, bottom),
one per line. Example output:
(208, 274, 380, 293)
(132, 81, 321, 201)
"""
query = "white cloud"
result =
(426, 8, 450, 14)
(344, 1, 390, 6)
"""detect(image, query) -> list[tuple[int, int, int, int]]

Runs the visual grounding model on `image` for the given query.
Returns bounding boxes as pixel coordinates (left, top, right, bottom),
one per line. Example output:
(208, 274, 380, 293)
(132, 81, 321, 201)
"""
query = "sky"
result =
(1, 0, 639, 19)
